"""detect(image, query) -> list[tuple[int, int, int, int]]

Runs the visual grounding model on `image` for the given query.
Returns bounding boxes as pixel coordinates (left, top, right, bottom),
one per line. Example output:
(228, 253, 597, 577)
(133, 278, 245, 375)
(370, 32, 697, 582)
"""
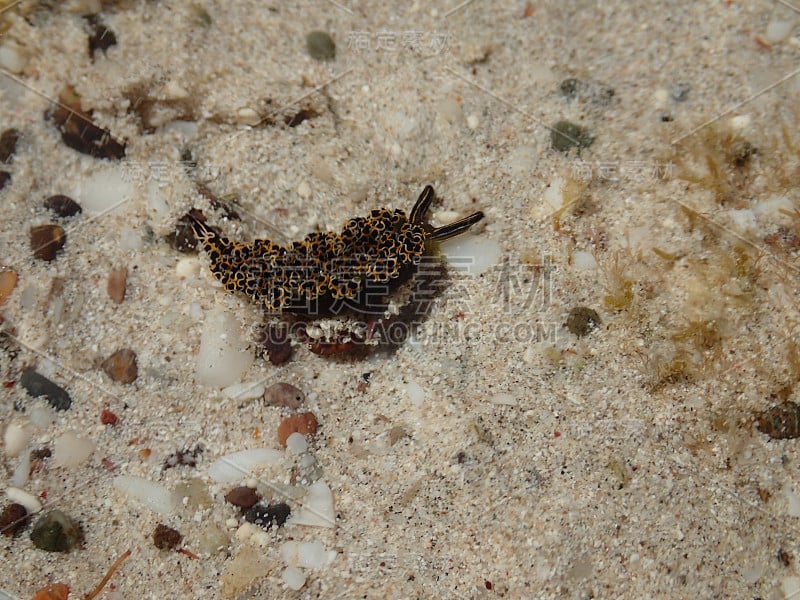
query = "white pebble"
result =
(80, 167, 136, 215)
(236, 107, 261, 126)
(113, 475, 179, 514)
(53, 431, 95, 468)
(288, 480, 335, 528)
(440, 235, 501, 276)
(297, 541, 331, 569)
(6, 486, 42, 514)
(0, 43, 29, 73)
(285, 432, 308, 455)
(466, 114, 479, 129)
(765, 20, 795, 43)
(11, 453, 30, 488)
(406, 381, 425, 406)
(222, 380, 266, 401)
(282, 566, 306, 591)
(280, 540, 331, 568)
(297, 181, 311, 199)
(208, 448, 284, 483)
(195, 307, 254, 388)
(3, 422, 31, 458)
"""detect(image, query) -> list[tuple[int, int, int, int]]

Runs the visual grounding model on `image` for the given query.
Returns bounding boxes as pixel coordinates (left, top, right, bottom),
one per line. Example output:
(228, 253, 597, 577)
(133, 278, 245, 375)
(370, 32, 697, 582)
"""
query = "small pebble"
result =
(565, 306, 601, 337)
(87, 17, 117, 58)
(285, 432, 308, 454)
(264, 382, 305, 408)
(757, 403, 800, 439)
(43, 194, 82, 217)
(306, 30, 335, 60)
(102, 348, 138, 383)
(113, 475, 179, 514)
(0, 269, 18, 305)
(282, 566, 306, 591)
(53, 431, 95, 468)
(277, 412, 318, 447)
(30, 510, 83, 552)
(100, 408, 120, 426)
(257, 324, 293, 365)
(20, 368, 72, 411)
(0, 503, 28, 537)
(0, 128, 20, 162)
(670, 82, 691, 102)
(244, 502, 291, 529)
(107, 266, 128, 304)
(198, 523, 229, 555)
(551, 120, 594, 153)
(406, 381, 425, 406)
(153, 523, 183, 550)
(3, 422, 31, 457)
(225, 486, 260, 509)
(208, 448, 283, 483)
(288, 479, 334, 528)
(30, 224, 66, 261)
(6, 486, 42, 514)
(195, 307, 253, 388)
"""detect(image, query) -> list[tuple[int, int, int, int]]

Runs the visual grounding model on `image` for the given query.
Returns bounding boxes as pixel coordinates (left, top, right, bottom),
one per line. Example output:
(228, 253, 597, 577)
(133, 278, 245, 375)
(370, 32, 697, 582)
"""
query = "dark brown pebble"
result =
(107, 266, 128, 304)
(244, 502, 290, 529)
(20, 368, 72, 410)
(277, 412, 318, 447)
(757, 403, 800, 440)
(257, 323, 293, 365)
(87, 17, 117, 58)
(30, 224, 66, 261)
(153, 523, 182, 550)
(0, 503, 28, 537)
(0, 128, 20, 163)
(44, 195, 82, 217)
(565, 306, 601, 337)
(0, 171, 9, 191)
(168, 208, 207, 252)
(49, 85, 125, 160)
(263, 382, 305, 409)
(101, 348, 138, 384)
(224, 486, 260, 509)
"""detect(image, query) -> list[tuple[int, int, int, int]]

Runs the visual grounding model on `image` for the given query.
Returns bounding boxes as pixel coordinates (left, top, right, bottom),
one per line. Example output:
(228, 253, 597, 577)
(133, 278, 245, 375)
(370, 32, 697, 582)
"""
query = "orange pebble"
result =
(32, 583, 69, 600)
(277, 412, 318, 446)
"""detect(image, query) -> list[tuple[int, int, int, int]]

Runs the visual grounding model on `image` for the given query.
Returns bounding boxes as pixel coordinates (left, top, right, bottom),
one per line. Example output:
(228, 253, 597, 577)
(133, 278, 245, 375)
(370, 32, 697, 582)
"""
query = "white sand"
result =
(1, 1, 800, 598)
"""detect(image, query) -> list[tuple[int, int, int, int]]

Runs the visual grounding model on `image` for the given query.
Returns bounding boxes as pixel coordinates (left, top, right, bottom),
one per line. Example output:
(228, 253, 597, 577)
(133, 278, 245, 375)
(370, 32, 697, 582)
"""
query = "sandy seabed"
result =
(2, 1, 800, 598)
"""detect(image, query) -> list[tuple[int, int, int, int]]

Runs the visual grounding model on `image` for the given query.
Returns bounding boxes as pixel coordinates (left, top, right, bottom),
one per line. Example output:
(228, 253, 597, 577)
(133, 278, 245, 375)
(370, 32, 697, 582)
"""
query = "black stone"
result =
(20, 368, 72, 411)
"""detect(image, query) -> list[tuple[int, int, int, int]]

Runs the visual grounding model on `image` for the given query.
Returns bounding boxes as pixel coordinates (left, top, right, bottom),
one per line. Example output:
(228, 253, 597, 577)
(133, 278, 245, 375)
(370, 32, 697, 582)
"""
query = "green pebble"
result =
(306, 31, 336, 61)
(551, 120, 594, 153)
(565, 306, 601, 337)
(30, 509, 83, 552)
